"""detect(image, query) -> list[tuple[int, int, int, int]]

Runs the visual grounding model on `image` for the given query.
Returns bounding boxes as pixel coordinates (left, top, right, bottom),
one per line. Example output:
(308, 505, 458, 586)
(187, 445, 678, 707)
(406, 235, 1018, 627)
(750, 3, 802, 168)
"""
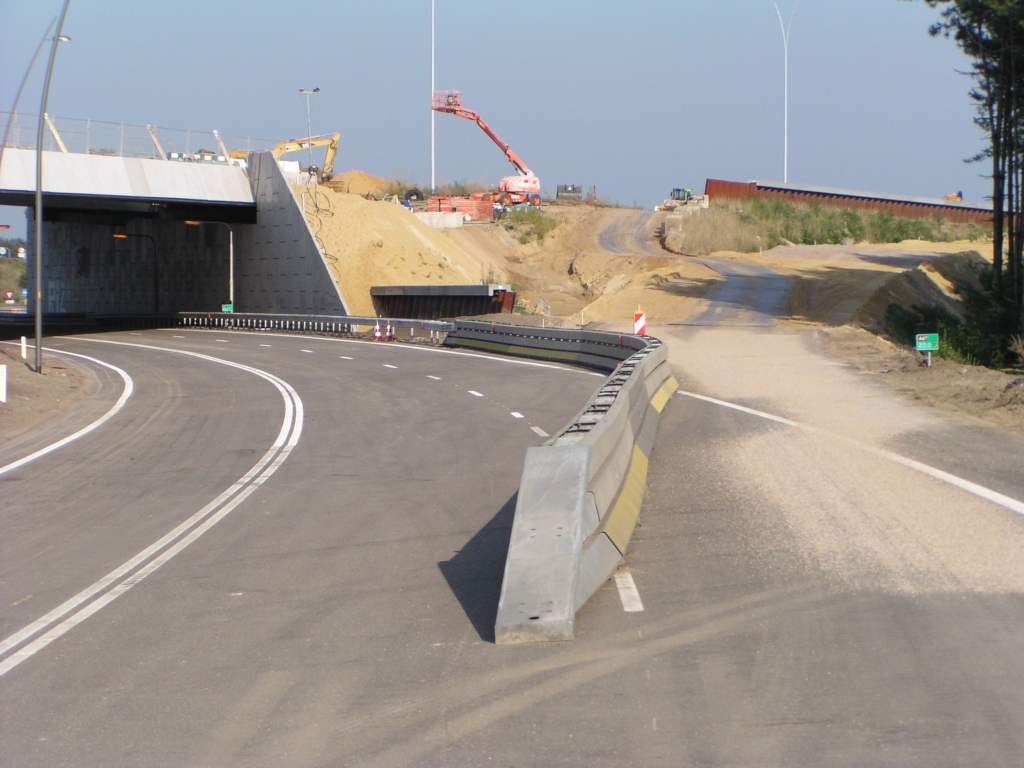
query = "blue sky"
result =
(1, 0, 989, 237)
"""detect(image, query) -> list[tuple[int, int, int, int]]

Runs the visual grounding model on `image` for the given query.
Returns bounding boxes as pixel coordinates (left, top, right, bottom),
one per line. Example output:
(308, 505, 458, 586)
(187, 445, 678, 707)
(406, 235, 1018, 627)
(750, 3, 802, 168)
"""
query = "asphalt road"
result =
(3, 319, 1024, 766)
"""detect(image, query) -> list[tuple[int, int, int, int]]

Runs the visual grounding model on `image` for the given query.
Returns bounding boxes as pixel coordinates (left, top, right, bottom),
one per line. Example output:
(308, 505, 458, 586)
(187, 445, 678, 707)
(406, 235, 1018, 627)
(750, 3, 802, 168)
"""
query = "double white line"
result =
(0, 341, 304, 678)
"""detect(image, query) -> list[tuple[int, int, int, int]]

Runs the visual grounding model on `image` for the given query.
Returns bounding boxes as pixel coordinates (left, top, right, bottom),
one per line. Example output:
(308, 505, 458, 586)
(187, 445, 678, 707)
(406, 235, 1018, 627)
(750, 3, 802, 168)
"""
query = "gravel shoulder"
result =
(0, 344, 96, 450)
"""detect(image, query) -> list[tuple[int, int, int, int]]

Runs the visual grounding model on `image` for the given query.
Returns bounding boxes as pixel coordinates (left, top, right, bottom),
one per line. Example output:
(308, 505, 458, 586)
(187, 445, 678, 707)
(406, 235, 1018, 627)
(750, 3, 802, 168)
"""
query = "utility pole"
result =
(431, 0, 436, 193)
(33, 0, 72, 374)
(774, 3, 795, 184)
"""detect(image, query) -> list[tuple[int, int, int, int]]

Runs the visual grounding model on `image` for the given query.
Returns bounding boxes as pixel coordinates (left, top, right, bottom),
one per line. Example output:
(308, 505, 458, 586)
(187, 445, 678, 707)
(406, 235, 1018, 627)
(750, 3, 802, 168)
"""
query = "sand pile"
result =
(298, 184, 509, 316)
(854, 250, 987, 332)
(323, 169, 390, 196)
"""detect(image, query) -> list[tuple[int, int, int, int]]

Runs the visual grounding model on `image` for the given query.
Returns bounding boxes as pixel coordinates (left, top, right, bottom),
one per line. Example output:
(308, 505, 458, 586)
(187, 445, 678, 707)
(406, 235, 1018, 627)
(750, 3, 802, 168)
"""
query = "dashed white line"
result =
(511, 412, 524, 419)
(260, 344, 272, 347)
(614, 571, 644, 612)
(215, 339, 228, 343)
(383, 364, 398, 369)
(427, 375, 441, 380)
(531, 426, 549, 437)
(172, 335, 185, 339)
(340, 355, 353, 360)
(301, 349, 313, 353)
(468, 390, 483, 397)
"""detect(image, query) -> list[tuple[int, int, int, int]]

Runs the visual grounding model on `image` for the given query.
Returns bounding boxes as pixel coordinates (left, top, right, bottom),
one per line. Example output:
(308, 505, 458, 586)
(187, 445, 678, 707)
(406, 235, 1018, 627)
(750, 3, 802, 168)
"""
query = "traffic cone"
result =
(374, 320, 382, 341)
(385, 320, 394, 341)
(633, 304, 646, 336)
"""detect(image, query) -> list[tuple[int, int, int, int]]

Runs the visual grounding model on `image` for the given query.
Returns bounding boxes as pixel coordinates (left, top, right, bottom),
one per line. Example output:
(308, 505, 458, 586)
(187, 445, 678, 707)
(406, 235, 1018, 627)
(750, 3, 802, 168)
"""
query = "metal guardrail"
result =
(178, 311, 454, 336)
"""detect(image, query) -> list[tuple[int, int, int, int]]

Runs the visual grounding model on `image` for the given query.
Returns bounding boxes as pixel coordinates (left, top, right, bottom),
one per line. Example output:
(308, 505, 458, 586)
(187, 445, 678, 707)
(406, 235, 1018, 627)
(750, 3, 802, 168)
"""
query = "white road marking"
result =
(614, 571, 644, 612)
(511, 412, 524, 419)
(468, 390, 483, 397)
(0, 347, 134, 477)
(383, 364, 398, 369)
(164, 328, 602, 376)
(0, 340, 304, 678)
(676, 389, 1024, 518)
(301, 349, 313, 353)
(215, 339, 228, 343)
(531, 426, 549, 437)
(340, 355, 353, 360)
(260, 344, 272, 347)
(427, 375, 441, 380)
(173, 335, 185, 339)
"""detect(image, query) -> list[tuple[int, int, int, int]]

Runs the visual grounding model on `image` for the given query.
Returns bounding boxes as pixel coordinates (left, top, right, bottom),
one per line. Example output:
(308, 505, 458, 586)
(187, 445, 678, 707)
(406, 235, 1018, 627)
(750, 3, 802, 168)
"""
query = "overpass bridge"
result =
(0, 114, 347, 316)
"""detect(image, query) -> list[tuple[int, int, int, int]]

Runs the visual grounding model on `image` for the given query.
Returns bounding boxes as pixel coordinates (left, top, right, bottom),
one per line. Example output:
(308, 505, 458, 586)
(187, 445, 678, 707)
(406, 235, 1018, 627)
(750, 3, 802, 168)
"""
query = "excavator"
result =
(227, 132, 340, 182)
(432, 91, 542, 207)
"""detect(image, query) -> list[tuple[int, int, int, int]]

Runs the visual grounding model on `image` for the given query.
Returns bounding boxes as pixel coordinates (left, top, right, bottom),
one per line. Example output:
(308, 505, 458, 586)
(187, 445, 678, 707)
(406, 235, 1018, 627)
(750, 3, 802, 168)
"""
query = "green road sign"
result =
(915, 333, 939, 352)
(221, 303, 233, 313)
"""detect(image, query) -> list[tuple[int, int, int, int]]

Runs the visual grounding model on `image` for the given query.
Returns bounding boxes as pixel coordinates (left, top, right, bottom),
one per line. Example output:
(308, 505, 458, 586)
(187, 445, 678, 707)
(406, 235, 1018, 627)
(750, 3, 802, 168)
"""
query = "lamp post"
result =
(298, 87, 320, 174)
(33, 0, 72, 373)
(185, 221, 233, 311)
(1, 17, 57, 171)
(113, 232, 159, 313)
(774, 3, 795, 184)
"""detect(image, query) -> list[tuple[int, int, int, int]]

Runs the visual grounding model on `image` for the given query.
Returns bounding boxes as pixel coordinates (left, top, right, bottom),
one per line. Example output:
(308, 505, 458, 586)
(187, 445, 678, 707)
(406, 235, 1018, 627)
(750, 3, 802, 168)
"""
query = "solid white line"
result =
(0, 340, 304, 677)
(427, 375, 441, 380)
(511, 412, 524, 419)
(531, 426, 549, 437)
(677, 390, 799, 427)
(676, 389, 1024, 518)
(614, 571, 644, 612)
(0, 347, 134, 477)
(468, 390, 483, 397)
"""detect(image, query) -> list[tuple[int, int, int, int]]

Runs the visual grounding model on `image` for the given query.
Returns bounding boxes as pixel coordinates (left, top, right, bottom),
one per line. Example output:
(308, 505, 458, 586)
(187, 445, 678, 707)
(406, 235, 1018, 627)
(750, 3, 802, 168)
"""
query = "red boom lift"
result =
(432, 91, 542, 207)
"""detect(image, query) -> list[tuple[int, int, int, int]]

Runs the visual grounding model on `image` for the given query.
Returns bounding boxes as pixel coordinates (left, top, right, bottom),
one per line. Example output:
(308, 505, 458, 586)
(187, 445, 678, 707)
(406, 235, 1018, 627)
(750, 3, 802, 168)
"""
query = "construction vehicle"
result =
(655, 187, 709, 213)
(228, 132, 340, 182)
(431, 91, 542, 207)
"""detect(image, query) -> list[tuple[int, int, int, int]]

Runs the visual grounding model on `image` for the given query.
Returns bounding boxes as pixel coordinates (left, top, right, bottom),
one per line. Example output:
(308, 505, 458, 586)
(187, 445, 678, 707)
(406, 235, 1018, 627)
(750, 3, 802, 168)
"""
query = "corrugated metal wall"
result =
(704, 178, 993, 226)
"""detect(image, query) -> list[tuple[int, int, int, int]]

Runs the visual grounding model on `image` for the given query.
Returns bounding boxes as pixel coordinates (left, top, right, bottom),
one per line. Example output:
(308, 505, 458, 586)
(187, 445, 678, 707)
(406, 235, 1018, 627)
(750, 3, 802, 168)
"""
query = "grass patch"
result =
(663, 200, 991, 256)
(502, 208, 559, 244)
(0, 258, 27, 302)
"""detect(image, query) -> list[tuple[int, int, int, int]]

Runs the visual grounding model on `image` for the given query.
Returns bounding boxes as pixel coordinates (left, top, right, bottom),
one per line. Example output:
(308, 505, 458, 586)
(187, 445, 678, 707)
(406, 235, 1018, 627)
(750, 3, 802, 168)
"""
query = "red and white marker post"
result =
(633, 304, 646, 336)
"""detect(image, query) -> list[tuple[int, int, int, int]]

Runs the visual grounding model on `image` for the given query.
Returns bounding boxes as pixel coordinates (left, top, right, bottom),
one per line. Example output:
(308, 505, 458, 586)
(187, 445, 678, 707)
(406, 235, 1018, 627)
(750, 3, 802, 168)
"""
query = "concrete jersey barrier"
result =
(443, 322, 676, 643)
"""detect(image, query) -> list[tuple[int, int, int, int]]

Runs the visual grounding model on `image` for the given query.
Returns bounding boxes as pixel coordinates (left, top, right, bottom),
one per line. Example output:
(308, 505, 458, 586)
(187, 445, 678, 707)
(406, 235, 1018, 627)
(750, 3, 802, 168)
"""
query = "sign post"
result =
(915, 323, 939, 368)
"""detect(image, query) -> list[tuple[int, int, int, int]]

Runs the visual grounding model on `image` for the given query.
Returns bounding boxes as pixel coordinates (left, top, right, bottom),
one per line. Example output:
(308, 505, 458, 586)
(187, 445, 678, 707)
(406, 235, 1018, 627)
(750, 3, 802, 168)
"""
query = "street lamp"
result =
(298, 87, 319, 173)
(33, 0, 72, 373)
(112, 232, 159, 313)
(185, 220, 234, 311)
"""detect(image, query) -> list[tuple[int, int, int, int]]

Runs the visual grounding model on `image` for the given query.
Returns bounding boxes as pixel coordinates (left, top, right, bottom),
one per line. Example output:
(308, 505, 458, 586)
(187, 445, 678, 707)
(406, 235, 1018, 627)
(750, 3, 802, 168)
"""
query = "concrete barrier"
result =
(492, 333, 677, 643)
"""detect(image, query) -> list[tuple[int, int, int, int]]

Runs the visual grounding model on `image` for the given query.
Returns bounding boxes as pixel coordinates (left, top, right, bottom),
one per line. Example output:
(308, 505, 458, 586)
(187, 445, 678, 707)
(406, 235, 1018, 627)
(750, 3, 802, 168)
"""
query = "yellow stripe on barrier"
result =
(650, 376, 678, 414)
(598, 444, 649, 555)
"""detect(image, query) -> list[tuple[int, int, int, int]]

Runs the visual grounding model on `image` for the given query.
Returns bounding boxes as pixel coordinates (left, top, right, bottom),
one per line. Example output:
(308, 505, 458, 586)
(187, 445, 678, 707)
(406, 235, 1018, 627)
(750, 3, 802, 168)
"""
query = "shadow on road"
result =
(438, 492, 517, 643)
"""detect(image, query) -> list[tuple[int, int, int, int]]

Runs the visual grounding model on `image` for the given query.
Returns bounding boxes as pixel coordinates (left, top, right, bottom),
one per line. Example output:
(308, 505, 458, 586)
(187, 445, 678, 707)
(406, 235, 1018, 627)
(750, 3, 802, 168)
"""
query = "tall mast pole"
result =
(431, 0, 436, 193)
(775, 4, 795, 184)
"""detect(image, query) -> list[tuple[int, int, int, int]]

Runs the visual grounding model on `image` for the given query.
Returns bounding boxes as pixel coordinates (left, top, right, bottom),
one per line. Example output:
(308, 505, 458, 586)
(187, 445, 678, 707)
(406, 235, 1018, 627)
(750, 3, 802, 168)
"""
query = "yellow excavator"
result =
(228, 132, 340, 182)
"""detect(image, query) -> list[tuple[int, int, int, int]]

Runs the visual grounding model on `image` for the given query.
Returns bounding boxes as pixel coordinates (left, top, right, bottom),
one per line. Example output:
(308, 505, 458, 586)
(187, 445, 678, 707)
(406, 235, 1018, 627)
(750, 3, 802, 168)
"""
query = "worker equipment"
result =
(432, 91, 542, 207)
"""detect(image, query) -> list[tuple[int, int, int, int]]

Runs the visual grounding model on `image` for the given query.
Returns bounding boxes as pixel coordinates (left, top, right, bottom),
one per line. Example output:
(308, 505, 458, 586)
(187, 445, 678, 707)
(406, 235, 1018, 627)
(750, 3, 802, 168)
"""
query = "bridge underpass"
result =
(0, 147, 347, 317)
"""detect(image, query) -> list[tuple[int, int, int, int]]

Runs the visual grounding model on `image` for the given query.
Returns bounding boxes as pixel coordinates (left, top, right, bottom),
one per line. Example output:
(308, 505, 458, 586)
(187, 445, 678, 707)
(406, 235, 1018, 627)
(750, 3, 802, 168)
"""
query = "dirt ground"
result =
(0, 344, 93, 446)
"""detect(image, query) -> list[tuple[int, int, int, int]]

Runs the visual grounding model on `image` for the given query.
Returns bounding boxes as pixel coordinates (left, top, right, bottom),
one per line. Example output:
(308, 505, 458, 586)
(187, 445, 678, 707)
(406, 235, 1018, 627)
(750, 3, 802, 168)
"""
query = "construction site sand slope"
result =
(297, 184, 510, 316)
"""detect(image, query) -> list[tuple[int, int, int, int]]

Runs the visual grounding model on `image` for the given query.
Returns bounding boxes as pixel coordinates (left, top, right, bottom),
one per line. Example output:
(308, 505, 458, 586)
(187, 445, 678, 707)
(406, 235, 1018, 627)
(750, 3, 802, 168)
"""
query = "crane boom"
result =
(431, 91, 534, 177)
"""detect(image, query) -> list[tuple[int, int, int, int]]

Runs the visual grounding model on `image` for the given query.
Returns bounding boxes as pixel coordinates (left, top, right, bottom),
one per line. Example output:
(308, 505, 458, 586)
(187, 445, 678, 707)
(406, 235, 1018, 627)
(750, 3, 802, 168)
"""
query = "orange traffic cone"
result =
(374, 320, 382, 341)
(385, 320, 394, 342)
